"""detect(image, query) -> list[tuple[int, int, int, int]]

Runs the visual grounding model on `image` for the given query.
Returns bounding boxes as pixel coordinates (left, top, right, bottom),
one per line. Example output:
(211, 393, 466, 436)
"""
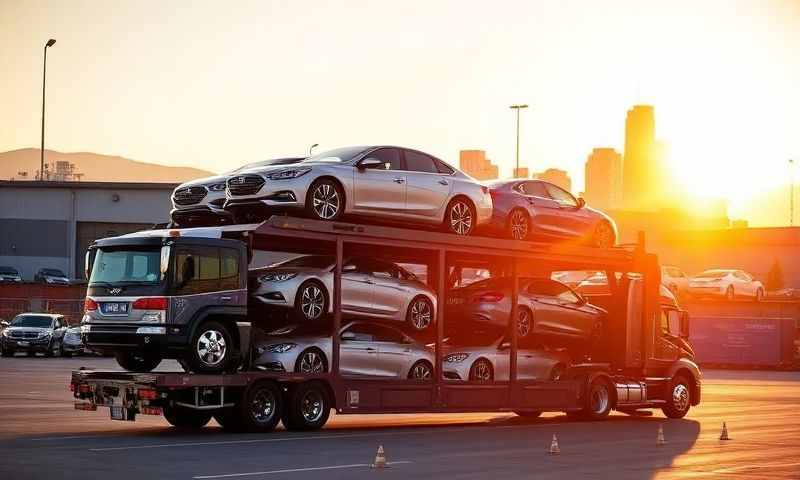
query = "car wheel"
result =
(507, 209, 530, 240)
(295, 281, 328, 322)
(294, 348, 328, 374)
(408, 360, 433, 381)
(115, 352, 162, 372)
(163, 406, 213, 429)
(306, 178, 344, 221)
(187, 321, 237, 374)
(662, 374, 692, 419)
(407, 296, 434, 331)
(516, 307, 532, 338)
(445, 198, 476, 235)
(469, 358, 494, 382)
(725, 286, 735, 301)
(282, 381, 331, 431)
(239, 380, 283, 433)
(592, 221, 616, 248)
(756, 288, 764, 302)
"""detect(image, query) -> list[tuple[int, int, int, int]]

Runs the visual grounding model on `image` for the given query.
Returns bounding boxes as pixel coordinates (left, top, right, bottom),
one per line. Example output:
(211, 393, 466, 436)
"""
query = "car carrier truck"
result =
(71, 216, 701, 432)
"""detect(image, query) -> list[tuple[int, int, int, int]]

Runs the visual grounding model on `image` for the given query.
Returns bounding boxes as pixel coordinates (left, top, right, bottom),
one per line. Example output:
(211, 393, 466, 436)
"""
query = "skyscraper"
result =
(459, 150, 499, 180)
(584, 147, 622, 211)
(622, 105, 657, 210)
(535, 168, 572, 192)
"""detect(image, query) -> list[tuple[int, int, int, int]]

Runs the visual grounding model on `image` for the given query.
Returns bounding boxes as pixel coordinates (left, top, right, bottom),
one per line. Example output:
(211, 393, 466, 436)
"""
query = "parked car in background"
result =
(446, 276, 607, 345)
(224, 146, 493, 235)
(442, 333, 571, 382)
(689, 269, 764, 301)
(485, 179, 617, 247)
(254, 321, 435, 380)
(1, 313, 68, 356)
(0, 266, 23, 283)
(34, 268, 69, 285)
(171, 157, 305, 226)
(251, 255, 437, 330)
(61, 325, 85, 356)
(661, 266, 689, 298)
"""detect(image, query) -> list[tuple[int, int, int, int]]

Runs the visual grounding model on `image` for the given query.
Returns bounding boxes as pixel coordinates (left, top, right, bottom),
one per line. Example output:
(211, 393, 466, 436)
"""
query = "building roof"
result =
(0, 180, 178, 190)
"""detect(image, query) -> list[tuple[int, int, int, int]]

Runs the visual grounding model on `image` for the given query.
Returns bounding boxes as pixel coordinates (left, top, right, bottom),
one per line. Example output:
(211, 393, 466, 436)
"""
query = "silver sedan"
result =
(224, 146, 493, 235)
(254, 321, 435, 380)
(251, 255, 437, 331)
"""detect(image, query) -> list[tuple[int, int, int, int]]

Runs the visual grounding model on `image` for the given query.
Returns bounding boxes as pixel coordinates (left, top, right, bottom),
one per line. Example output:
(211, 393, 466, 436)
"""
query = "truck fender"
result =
(665, 358, 702, 406)
(186, 306, 248, 350)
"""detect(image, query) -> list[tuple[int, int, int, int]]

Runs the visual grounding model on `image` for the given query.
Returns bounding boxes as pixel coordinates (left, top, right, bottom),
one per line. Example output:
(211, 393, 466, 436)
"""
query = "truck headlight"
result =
(265, 168, 311, 180)
(266, 343, 297, 353)
(444, 353, 470, 363)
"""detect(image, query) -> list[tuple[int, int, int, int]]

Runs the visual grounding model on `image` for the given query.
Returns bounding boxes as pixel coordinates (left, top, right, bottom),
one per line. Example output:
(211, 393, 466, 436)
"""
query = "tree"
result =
(765, 259, 784, 292)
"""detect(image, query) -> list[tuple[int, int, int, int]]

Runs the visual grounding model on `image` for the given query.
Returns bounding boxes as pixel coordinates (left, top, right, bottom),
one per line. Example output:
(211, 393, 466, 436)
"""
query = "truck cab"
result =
(82, 229, 249, 373)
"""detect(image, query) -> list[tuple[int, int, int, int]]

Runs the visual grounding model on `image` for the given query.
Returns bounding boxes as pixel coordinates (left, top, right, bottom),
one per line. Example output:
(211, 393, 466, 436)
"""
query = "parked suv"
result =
(0, 266, 22, 283)
(35, 268, 69, 285)
(82, 231, 249, 373)
(1, 313, 68, 356)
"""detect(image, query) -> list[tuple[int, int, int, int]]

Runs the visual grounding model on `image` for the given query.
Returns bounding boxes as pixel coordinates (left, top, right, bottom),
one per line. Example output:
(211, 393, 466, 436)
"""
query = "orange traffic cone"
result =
(548, 434, 561, 455)
(371, 445, 387, 469)
(719, 422, 730, 441)
(656, 425, 666, 446)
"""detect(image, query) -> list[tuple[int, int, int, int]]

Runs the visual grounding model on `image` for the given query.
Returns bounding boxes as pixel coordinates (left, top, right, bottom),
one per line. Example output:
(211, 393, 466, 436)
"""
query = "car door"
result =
(339, 323, 379, 376)
(402, 149, 453, 222)
(518, 181, 565, 239)
(736, 271, 754, 296)
(370, 324, 416, 378)
(341, 258, 376, 316)
(541, 183, 594, 239)
(365, 259, 407, 320)
(352, 148, 407, 217)
(517, 347, 556, 381)
(528, 279, 592, 339)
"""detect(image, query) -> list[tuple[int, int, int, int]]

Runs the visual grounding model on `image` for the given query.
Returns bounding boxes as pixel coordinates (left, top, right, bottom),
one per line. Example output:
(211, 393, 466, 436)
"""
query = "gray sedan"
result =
(254, 321, 435, 380)
(225, 146, 493, 235)
(251, 255, 437, 331)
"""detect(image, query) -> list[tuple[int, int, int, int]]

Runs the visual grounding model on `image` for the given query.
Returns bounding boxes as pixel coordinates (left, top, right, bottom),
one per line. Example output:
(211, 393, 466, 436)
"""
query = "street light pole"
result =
(40, 38, 56, 181)
(309, 143, 319, 156)
(791, 158, 795, 227)
(509, 104, 528, 178)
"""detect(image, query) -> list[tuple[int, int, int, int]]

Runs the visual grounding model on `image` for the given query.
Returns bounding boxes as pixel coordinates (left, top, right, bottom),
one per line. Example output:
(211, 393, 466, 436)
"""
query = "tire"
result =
(163, 406, 213, 429)
(306, 178, 344, 221)
(578, 377, 613, 420)
(282, 381, 331, 431)
(407, 360, 433, 381)
(294, 348, 328, 374)
(725, 286, 735, 301)
(115, 351, 162, 372)
(756, 288, 764, 302)
(514, 411, 542, 418)
(187, 320, 237, 374)
(295, 281, 328, 322)
(445, 197, 476, 236)
(516, 307, 532, 338)
(469, 358, 494, 382)
(591, 221, 616, 248)
(662, 374, 692, 419)
(45, 341, 61, 358)
(407, 296, 434, 331)
(507, 209, 530, 240)
(239, 380, 283, 433)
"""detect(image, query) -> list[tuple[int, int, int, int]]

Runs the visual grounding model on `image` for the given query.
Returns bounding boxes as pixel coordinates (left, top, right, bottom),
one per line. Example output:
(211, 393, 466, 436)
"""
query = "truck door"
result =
(654, 308, 680, 362)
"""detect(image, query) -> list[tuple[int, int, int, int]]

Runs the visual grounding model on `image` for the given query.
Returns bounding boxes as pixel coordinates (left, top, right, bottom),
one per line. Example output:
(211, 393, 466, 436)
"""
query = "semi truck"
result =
(71, 216, 701, 432)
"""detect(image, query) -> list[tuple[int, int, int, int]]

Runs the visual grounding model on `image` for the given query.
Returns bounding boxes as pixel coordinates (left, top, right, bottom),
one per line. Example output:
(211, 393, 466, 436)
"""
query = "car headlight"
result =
(265, 168, 311, 180)
(444, 353, 470, 363)
(207, 182, 226, 192)
(259, 272, 297, 283)
(39, 332, 52, 339)
(266, 343, 297, 353)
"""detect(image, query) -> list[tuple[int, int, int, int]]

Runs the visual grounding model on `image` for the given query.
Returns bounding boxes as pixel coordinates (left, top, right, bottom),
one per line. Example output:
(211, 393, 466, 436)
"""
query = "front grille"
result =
(173, 186, 208, 206)
(227, 175, 265, 196)
(10, 331, 41, 339)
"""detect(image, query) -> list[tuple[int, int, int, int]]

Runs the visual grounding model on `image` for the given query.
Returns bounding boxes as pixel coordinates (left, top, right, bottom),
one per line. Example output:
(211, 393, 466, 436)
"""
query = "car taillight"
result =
(137, 388, 157, 400)
(132, 297, 168, 310)
(84, 298, 98, 311)
(473, 291, 504, 303)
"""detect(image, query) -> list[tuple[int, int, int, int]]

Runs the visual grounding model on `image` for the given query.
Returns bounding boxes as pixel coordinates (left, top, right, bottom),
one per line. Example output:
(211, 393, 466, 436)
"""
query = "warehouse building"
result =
(0, 181, 177, 281)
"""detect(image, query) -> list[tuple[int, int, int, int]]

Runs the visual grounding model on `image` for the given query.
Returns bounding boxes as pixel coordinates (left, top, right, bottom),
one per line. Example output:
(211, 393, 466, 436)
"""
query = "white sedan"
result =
(688, 269, 764, 301)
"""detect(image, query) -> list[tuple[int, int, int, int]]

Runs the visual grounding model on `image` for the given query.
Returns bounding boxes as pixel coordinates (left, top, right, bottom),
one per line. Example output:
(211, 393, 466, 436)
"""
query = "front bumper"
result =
(170, 205, 233, 226)
(82, 324, 171, 354)
(1, 336, 52, 351)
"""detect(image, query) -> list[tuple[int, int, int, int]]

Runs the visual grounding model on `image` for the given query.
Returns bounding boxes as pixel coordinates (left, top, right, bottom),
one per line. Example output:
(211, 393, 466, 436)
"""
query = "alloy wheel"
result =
(410, 298, 432, 330)
(300, 285, 325, 320)
(312, 183, 340, 220)
(672, 383, 690, 413)
(517, 308, 531, 338)
(299, 351, 326, 374)
(196, 330, 227, 367)
(449, 201, 473, 235)
(510, 210, 529, 240)
(410, 362, 432, 380)
(471, 360, 492, 382)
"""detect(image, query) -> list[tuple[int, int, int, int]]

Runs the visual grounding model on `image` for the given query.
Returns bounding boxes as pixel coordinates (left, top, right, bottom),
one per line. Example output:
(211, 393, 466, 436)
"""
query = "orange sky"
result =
(1, 0, 798, 226)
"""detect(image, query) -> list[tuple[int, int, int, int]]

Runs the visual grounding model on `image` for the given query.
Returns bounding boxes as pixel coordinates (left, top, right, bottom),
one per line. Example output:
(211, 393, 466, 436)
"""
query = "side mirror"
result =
(576, 197, 586, 209)
(357, 158, 384, 170)
(679, 311, 690, 339)
(341, 331, 357, 341)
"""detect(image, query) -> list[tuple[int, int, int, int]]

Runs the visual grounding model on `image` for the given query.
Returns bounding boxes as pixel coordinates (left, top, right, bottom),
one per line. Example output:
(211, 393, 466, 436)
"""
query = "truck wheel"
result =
(282, 381, 331, 431)
(578, 377, 613, 420)
(163, 406, 213, 429)
(187, 320, 237, 374)
(238, 381, 282, 433)
(662, 374, 692, 419)
(115, 352, 162, 372)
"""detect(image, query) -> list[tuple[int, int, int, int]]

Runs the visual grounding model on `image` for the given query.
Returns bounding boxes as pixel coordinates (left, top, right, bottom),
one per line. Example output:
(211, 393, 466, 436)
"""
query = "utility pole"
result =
(40, 38, 57, 180)
(509, 104, 528, 177)
(791, 158, 795, 226)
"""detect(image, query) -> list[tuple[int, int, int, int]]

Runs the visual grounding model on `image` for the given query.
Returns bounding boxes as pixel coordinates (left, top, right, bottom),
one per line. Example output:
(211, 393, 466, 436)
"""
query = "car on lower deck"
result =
(486, 179, 616, 247)
(224, 146, 493, 235)
(1, 313, 68, 357)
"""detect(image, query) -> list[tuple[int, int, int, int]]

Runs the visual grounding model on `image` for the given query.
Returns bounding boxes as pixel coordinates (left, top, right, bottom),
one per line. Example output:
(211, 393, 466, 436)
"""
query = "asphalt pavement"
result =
(0, 355, 799, 479)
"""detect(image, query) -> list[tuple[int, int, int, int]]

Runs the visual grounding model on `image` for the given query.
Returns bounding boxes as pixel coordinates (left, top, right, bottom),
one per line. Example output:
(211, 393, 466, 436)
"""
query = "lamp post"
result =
(308, 143, 319, 156)
(791, 158, 795, 227)
(509, 104, 528, 178)
(40, 38, 56, 181)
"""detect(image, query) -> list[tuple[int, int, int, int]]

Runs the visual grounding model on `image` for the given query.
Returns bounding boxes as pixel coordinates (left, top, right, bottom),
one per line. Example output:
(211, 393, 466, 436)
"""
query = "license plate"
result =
(16, 341, 29, 347)
(110, 405, 126, 421)
(100, 302, 129, 315)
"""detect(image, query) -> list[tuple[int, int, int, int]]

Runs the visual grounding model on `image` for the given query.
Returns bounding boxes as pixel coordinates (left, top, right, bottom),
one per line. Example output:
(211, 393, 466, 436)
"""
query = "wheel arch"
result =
(307, 175, 348, 212)
(442, 194, 477, 223)
(667, 358, 702, 406)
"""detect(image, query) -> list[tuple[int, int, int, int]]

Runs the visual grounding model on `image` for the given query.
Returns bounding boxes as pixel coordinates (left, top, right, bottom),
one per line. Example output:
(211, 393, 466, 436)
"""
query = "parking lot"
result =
(0, 355, 798, 479)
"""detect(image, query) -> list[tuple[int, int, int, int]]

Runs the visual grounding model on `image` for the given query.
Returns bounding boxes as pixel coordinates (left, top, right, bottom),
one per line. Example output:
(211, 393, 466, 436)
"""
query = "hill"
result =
(0, 148, 214, 183)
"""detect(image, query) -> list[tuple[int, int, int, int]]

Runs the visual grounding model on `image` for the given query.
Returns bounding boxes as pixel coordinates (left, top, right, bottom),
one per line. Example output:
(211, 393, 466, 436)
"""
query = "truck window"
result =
(174, 247, 221, 295)
(219, 248, 240, 290)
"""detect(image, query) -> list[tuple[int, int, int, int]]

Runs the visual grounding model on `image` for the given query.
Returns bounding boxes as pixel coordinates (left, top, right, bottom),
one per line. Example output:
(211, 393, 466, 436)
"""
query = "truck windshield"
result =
(89, 248, 161, 285)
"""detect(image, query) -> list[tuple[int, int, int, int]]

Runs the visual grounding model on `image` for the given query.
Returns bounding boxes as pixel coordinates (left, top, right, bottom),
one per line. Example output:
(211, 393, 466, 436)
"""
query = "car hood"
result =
(236, 161, 335, 176)
(5, 327, 51, 334)
(176, 174, 229, 189)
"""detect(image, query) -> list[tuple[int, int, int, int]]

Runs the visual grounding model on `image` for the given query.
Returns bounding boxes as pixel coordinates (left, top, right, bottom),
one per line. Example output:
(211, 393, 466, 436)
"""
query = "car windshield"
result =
(231, 157, 305, 173)
(0, 267, 18, 275)
(90, 248, 161, 285)
(695, 270, 730, 279)
(274, 255, 335, 270)
(10, 315, 53, 328)
(42, 269, 65, 276)
(302, 146, 367, 164)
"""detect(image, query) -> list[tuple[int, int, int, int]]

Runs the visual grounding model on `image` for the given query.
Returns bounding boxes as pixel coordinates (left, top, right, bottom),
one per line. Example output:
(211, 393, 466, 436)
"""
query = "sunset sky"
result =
(1, 0, 799, 226)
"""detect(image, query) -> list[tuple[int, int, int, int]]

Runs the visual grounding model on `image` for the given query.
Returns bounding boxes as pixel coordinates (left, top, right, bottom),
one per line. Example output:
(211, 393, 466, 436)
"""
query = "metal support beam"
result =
(435, 248, 445, 406)
(510, 259, 519, 397)
(332, 237, 343, 376)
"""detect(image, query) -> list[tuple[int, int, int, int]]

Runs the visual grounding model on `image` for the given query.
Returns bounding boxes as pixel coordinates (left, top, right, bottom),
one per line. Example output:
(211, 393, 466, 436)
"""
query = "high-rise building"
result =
(459, 150, 499, 181)
(535, 168, 572, 192)
(513, 167, 529, 179)
(584, 148, 622, 211)
(622, 105, 658, 210)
